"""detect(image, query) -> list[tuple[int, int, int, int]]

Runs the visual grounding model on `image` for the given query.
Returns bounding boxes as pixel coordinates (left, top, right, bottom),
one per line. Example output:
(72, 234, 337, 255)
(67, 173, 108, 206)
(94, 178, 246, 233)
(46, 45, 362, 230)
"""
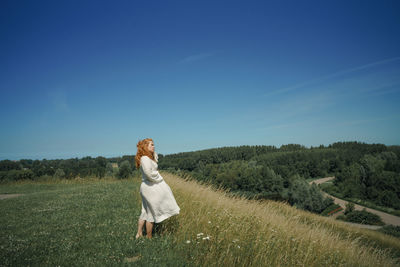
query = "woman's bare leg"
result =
(146, 221, 154, 238)
(136, 219, 145, 239)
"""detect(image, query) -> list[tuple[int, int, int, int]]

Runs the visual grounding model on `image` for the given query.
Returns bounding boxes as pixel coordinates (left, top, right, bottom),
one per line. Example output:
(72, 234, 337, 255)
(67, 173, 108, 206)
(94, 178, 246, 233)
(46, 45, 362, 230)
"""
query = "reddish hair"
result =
(135, 138, 155, 169)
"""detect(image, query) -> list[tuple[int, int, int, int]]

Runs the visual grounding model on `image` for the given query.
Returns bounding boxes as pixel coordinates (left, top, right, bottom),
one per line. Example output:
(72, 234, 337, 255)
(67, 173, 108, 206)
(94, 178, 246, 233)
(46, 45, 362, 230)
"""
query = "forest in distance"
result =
(1, 141, 400, 216)
(158, 142, 400, 214)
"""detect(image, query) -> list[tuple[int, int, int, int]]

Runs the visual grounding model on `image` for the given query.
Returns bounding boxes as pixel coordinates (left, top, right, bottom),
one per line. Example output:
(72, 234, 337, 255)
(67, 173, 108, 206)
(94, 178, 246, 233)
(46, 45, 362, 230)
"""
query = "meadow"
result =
(1, 172, 399, 266)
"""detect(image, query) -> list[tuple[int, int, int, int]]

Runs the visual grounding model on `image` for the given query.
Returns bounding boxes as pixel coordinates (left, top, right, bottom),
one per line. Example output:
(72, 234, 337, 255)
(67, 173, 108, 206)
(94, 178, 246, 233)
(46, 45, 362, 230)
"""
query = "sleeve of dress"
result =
(140, 156, 163, 183)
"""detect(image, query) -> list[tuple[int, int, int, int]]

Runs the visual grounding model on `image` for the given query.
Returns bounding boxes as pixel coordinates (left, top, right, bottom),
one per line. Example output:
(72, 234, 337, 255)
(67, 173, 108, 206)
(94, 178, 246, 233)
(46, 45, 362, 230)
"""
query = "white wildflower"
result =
(202, 236, 210, 240)
(208, 221, 211, 224)
(237, 245, 241, 248)
(186, 240, 191, 244)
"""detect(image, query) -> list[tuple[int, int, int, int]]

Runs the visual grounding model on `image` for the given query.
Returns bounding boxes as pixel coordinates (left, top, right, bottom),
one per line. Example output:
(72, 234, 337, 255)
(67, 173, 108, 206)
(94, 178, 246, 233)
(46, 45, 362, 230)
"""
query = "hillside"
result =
(159, 142, 400, 215)
(1, 172, 399, 266)
(161, 172, 400, 266)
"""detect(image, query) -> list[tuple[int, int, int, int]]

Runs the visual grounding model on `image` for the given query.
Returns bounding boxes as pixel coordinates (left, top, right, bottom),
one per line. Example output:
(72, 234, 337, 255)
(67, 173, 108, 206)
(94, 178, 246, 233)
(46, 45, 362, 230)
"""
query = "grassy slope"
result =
(1, 174, 399, 266)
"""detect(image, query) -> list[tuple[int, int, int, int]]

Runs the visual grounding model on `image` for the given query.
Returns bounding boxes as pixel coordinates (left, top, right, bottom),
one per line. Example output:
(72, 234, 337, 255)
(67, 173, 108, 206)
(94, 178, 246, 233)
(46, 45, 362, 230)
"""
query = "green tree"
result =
(54, 168, 65, 179)
(106, 163, 114, 177)
(344, 202, 355, 215)
(117, 160, 131, 179)
(0, 160, 21, 171)
(288, 178, 331, 213)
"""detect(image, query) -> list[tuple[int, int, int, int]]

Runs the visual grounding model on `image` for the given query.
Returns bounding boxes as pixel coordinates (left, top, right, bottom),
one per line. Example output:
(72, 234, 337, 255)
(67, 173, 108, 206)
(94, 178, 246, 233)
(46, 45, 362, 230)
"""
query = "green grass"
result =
(0, 177, 187, 266)
(1, 174, 400, 266)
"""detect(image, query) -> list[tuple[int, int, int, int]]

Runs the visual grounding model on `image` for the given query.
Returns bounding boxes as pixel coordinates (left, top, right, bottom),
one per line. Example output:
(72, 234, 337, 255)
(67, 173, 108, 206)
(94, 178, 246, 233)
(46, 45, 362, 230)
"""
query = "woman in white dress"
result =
(134, 138, 180, 238)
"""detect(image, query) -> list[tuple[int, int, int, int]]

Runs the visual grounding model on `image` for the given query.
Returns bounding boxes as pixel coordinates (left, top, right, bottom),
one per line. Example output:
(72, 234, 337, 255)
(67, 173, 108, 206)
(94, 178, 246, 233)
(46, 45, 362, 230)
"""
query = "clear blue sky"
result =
(1, 1, 400, 160)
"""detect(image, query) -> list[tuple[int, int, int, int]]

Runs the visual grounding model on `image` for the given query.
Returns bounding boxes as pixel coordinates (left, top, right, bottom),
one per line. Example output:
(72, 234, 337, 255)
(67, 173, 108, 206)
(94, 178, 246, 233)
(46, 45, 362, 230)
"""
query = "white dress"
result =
(139, 153, 180, 223)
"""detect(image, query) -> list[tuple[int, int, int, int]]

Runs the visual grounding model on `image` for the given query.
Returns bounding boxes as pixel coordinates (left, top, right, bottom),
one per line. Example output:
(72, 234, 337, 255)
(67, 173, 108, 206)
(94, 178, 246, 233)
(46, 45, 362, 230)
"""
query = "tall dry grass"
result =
(160, 171, 400, 267)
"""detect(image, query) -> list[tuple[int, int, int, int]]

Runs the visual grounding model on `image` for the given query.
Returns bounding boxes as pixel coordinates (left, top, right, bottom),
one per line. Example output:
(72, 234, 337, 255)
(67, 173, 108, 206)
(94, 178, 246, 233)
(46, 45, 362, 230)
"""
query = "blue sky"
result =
(1, 1, 400, 160)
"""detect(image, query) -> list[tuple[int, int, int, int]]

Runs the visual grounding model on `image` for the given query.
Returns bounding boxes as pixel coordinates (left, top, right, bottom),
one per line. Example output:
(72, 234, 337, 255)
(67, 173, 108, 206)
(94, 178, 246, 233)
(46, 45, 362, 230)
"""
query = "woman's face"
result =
(147, 141, 155, 153)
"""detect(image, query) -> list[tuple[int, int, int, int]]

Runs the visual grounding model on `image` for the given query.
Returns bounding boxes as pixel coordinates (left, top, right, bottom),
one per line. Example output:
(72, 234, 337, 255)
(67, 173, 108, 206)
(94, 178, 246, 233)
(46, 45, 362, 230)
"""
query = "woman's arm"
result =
(140, 156, 163, 183)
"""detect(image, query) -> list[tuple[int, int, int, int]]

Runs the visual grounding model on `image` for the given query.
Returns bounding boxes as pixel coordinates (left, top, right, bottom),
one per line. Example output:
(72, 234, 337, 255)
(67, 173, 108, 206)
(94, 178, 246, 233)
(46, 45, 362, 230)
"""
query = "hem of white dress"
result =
(155, 209, 180, 223)
(140, 209, 180, 223)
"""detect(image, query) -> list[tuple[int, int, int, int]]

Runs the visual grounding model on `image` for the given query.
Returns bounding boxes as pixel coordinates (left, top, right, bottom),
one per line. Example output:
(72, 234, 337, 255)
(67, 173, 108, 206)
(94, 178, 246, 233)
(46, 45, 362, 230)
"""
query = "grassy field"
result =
(1, 173, 400, 266)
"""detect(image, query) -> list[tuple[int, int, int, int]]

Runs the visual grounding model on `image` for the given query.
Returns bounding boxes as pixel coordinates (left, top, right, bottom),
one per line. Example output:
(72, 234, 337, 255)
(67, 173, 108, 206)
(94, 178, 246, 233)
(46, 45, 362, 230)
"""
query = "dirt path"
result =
(0, 194, 23, 200)
(310, 177, 400, 227)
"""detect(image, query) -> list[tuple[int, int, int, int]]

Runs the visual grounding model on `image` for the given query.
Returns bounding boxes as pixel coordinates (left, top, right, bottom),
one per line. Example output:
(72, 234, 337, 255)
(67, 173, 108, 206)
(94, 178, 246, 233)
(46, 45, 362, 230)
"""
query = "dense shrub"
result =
(0, 160, 21, 171)
(338, 209, 384, 226)
(288, 178, 333, 213)
(53, 168, 65, 179)
(344, 202, 355, 215)
(117, 160, 132, 179)
(320, 203, 342, 216)
(0, 169, 35, 182)
(105, 163, 114, 177)
(378, 225, 400, 238)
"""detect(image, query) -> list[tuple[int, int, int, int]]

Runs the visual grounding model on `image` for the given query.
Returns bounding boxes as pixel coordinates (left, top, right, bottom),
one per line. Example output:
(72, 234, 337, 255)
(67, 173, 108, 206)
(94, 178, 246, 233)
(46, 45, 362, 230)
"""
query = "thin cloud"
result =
(179, 52, 214, 64)
(265, 56, 400, 97)
(270, 90, 336, 119)
(356, 80, 400, 94)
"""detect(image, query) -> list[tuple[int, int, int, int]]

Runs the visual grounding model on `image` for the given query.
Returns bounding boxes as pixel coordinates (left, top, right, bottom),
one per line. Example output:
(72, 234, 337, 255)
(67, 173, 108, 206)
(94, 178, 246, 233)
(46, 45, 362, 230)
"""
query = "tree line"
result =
(0, 155, 138, 181)
(158, 142, 400, 213)
(1, 141, 399, 214)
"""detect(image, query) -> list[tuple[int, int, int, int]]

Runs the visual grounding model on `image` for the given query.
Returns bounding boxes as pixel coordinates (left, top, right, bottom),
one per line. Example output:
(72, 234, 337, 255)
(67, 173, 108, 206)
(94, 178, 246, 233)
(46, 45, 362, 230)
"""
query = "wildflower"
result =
(186, 240, 191, 244)
(237, 245, 241, 248)
(208, 221, 211, 224)
(232, 239, 239, 243)
(196, 233, 204, 238)
(202, 236, 210, 240)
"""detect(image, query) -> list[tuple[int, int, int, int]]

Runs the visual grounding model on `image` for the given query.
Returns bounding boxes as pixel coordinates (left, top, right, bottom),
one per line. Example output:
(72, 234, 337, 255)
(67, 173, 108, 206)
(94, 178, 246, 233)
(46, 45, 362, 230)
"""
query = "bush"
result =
(288, 179, 333, 213)
(0, 169, 35, 182)
(53, 168, 65, 179)
(105, 163, 114, 177)
(338, 209, 384, 226)
(378, 225, 400, 238)
(344, 202, 355, 214)
(37, 175, 55, 182)
(321, 203, 343, 216)
(117, 160, 132, 179)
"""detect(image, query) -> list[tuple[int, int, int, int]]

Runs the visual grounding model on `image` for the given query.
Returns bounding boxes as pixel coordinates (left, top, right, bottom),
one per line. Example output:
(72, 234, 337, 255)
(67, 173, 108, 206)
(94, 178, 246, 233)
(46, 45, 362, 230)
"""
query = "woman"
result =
(135, 138, 180, 238)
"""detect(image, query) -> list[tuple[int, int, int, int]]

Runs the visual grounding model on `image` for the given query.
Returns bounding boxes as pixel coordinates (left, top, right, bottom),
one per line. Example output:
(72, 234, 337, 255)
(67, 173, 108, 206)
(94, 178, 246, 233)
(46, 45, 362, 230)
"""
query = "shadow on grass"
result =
(154, 215, 180, 236)
(137, 215, 180, 238)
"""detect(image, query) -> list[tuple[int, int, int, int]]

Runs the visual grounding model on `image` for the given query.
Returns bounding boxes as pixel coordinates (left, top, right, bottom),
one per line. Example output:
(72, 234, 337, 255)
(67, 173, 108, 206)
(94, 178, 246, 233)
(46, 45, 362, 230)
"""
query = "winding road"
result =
(310, 177, 400, 227)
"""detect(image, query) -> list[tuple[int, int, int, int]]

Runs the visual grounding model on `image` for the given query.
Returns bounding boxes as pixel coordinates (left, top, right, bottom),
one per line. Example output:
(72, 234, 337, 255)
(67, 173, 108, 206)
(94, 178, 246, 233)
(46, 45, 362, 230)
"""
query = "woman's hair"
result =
(135, 138, 155, 169)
